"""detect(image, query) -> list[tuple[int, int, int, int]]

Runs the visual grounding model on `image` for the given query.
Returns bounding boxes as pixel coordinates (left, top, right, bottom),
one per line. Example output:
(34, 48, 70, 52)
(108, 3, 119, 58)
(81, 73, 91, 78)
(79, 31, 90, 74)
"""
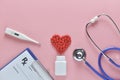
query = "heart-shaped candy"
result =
(51, 35, 71, 54)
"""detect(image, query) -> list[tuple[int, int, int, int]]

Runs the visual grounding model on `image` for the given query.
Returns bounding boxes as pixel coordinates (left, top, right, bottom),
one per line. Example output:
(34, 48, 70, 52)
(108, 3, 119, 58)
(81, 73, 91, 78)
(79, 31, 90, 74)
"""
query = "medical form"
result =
(0, 48, 54, 80)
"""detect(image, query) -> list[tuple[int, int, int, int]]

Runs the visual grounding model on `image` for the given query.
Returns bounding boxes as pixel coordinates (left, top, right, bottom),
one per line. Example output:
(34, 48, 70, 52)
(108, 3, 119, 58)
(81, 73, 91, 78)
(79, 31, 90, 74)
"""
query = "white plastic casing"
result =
(5, 28, 40, 45)
(5, 28, 26, 40)
(90, 16, 99, 23)
(55, 56, 67, 76)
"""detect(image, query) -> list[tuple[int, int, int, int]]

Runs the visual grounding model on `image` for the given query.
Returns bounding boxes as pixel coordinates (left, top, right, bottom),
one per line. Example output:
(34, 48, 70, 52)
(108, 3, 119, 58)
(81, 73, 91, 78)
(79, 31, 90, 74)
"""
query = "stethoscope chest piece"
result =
(73, 49, 86, 61)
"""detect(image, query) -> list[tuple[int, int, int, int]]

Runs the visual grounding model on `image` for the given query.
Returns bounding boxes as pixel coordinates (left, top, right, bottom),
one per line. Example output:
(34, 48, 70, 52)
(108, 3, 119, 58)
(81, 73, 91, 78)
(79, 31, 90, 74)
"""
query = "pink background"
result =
(0, 0, 120, 80)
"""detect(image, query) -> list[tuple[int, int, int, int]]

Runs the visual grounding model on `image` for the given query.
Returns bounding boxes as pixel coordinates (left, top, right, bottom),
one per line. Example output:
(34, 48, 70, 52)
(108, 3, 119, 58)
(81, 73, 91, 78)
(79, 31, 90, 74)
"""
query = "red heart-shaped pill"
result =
(51, 35, 71, 54)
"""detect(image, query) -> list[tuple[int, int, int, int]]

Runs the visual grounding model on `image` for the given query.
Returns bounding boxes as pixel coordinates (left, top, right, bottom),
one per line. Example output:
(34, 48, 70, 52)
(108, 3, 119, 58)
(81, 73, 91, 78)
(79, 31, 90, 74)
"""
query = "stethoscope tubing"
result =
(85, 61, 107, 79)
(84, 14, 120, 80)
(98, 47, 120, 80)
(85, 47, 120, 80)
(85, 14, 120, 59)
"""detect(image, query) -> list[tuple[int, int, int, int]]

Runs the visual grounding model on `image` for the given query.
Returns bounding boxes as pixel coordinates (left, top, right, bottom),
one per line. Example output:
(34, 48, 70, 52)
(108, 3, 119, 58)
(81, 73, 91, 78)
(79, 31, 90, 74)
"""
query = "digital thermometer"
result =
(5, 28, 40, 45)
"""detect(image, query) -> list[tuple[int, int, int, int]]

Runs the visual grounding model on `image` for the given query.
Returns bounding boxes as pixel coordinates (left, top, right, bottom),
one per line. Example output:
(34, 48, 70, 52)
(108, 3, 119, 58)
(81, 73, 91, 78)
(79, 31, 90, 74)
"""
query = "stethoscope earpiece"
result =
(73, 49, 86, 61)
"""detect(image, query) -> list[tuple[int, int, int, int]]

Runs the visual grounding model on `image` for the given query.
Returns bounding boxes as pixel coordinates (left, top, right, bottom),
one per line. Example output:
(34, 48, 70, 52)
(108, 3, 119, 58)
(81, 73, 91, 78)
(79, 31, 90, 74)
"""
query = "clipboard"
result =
(0, 48, 54, 80)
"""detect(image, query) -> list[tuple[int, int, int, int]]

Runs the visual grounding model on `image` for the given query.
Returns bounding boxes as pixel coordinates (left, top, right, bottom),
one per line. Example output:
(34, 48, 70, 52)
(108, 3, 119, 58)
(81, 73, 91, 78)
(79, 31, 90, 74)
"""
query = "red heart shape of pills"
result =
(51, 35, 71, 54)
